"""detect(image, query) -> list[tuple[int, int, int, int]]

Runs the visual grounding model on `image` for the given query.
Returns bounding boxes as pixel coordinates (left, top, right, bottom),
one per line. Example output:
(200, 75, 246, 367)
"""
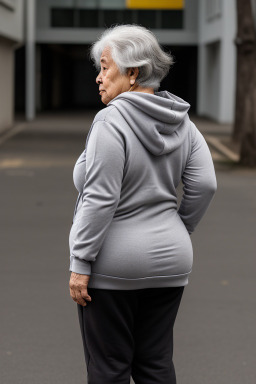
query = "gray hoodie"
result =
(69, 91, 217, 289)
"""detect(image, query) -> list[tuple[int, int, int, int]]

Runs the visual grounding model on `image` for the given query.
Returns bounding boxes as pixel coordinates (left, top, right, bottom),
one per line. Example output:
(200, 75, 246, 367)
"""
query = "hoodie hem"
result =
(87, 271, 191, 290)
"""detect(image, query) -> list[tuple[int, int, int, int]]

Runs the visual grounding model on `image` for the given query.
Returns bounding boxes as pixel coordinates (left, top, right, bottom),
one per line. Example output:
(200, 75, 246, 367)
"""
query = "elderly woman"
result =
(69, 24, 216, 384)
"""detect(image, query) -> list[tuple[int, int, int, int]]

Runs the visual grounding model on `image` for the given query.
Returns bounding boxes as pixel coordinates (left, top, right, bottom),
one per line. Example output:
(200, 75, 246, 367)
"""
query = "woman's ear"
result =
(128, 67, 139, 84)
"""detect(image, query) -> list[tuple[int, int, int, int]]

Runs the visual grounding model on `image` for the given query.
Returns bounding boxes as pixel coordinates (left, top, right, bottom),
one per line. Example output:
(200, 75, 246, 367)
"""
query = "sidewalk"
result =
(1, 111, 255, 384)
(0, 112, 240, 164)
(192, 115, 240, 163)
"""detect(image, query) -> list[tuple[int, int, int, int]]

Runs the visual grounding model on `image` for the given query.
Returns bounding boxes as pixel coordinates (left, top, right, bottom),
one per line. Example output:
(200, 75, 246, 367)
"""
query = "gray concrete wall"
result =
(197, 0, 236, 123)
(0, 0, 24, 42)
(37, 0, 237, 123)
(0, 37, 14, 133)
(219, 0, 236, 123)
(0, 0, 25, 132)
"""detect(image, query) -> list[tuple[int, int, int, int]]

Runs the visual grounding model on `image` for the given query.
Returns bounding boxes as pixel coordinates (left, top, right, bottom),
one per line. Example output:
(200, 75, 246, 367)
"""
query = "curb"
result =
(204, 134, 240, 162)
(1, 120, 240, 164)
(0, 123, 27, 147)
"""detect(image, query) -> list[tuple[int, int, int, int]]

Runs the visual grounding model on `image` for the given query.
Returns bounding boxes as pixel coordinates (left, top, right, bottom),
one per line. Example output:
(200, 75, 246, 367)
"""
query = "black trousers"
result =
(77, 286, 184, 384)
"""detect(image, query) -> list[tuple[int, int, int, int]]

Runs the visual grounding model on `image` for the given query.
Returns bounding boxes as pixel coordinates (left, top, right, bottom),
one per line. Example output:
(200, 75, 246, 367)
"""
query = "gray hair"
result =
(90, 24, 173, 90)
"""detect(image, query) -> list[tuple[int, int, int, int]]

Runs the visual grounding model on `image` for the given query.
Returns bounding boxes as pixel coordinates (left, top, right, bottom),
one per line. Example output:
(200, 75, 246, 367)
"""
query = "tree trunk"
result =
(234, 0, 256, 165)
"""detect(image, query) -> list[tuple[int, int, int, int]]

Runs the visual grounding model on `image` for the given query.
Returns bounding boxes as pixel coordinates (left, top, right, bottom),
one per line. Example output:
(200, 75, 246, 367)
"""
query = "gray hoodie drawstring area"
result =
(69, 91, 217, 289)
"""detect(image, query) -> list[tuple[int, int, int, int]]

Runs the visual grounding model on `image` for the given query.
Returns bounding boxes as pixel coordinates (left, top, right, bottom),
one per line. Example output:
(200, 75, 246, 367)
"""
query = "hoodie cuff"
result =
(69, 256, 91, 275)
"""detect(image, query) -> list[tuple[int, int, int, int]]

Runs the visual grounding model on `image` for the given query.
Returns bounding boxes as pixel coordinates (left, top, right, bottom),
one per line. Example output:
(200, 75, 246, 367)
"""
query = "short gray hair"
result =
(90, 24, 173, 90)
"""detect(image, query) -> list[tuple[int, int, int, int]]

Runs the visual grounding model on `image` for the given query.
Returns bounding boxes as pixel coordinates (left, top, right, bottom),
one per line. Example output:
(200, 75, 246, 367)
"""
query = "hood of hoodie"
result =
(107, 90, 191, 156)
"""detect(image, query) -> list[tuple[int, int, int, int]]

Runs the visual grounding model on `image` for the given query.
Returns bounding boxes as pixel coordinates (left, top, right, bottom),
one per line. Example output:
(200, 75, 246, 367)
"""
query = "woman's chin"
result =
(100, 93, 110, 105)
(100, 91, 120, 105)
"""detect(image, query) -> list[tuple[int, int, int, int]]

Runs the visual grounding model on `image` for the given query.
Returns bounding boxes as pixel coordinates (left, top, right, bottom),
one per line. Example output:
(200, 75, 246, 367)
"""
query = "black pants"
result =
(77, 286, 184, 384)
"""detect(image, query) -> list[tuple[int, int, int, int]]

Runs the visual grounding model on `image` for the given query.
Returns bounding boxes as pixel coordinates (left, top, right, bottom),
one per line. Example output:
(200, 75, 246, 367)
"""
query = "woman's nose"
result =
(96, 73, 102, 84)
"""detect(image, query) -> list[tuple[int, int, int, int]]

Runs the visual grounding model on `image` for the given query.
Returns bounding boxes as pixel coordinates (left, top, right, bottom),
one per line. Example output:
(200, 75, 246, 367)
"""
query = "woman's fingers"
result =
(81, 288, 92, 302)
(69, 285, 91, 306)
(69, 287, 76, 302)
(69, 272, 92, 306)
(70, 286, 87, 306)
(75, 290, 87, 306)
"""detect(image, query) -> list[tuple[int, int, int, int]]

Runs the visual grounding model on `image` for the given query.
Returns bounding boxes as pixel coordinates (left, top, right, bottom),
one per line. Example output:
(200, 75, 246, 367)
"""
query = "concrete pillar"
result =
(198, 41, 222, 121)
(197, 0, 236, 123)
(197, 0, 207, 117)
(0, 37, 14, 133)
(36, 45, 41, 112)
(197, 43, 206, 116)
(25, 0, 36, 120)
(218, 0, 236, 123)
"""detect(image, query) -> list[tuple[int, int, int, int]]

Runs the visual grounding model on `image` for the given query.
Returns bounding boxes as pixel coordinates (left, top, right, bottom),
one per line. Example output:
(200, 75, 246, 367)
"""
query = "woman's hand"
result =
(69, 272, 92, 307)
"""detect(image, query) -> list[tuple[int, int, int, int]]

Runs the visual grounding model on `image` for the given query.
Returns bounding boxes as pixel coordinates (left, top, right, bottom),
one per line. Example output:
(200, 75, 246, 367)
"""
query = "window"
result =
(51, 7, 183, 29)
(103, 10, 122, 27)
(138, 10, 156, 29)
(80, 9, 98, 28)
(162, 10, 183, 29)
(51, 8, 74, 28)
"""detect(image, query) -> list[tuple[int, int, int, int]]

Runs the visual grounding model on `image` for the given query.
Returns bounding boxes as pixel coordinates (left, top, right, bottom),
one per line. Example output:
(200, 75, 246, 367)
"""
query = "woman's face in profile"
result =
(96, 47, 130, 104)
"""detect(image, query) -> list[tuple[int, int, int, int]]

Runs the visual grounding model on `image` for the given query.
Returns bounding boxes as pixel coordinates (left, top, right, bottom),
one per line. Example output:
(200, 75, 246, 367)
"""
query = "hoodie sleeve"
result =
(69, 120, 125, 275)
(178, 123, 217, 234)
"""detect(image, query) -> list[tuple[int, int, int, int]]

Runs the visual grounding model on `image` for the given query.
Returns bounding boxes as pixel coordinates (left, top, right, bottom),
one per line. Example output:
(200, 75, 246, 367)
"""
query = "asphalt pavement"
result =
(0, 111, 256, 384)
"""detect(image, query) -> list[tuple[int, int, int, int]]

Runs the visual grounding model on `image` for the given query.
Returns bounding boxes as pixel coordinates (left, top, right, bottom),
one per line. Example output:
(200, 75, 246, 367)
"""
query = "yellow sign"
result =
(126, 0, 184, 9)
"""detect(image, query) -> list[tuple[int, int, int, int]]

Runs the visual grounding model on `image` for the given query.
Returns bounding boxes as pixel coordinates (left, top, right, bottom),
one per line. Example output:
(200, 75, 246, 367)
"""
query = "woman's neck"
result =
(129, 84, 154, 94)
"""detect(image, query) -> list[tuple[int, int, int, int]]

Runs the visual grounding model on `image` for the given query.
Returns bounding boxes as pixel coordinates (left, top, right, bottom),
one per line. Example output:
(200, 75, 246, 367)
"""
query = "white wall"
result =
(35, 0, 238, 123)
(0, 0, 25, 131)
(0, 0, 24, 42)
(197, 0, 236, 123)
(206, 42, 221, 119)
(0, 37, 14, 132)
(219, 0, 236, 123)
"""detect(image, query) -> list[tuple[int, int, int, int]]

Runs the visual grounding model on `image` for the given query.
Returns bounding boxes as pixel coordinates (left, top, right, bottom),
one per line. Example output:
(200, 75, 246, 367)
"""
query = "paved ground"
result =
(0, 112, 256, 384)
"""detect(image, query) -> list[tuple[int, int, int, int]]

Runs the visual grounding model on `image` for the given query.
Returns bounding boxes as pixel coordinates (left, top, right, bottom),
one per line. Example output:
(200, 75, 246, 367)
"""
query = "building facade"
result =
(0, 0, 237, 131)
(0, 0, 24, 133)
(197, 0, 236, 122)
